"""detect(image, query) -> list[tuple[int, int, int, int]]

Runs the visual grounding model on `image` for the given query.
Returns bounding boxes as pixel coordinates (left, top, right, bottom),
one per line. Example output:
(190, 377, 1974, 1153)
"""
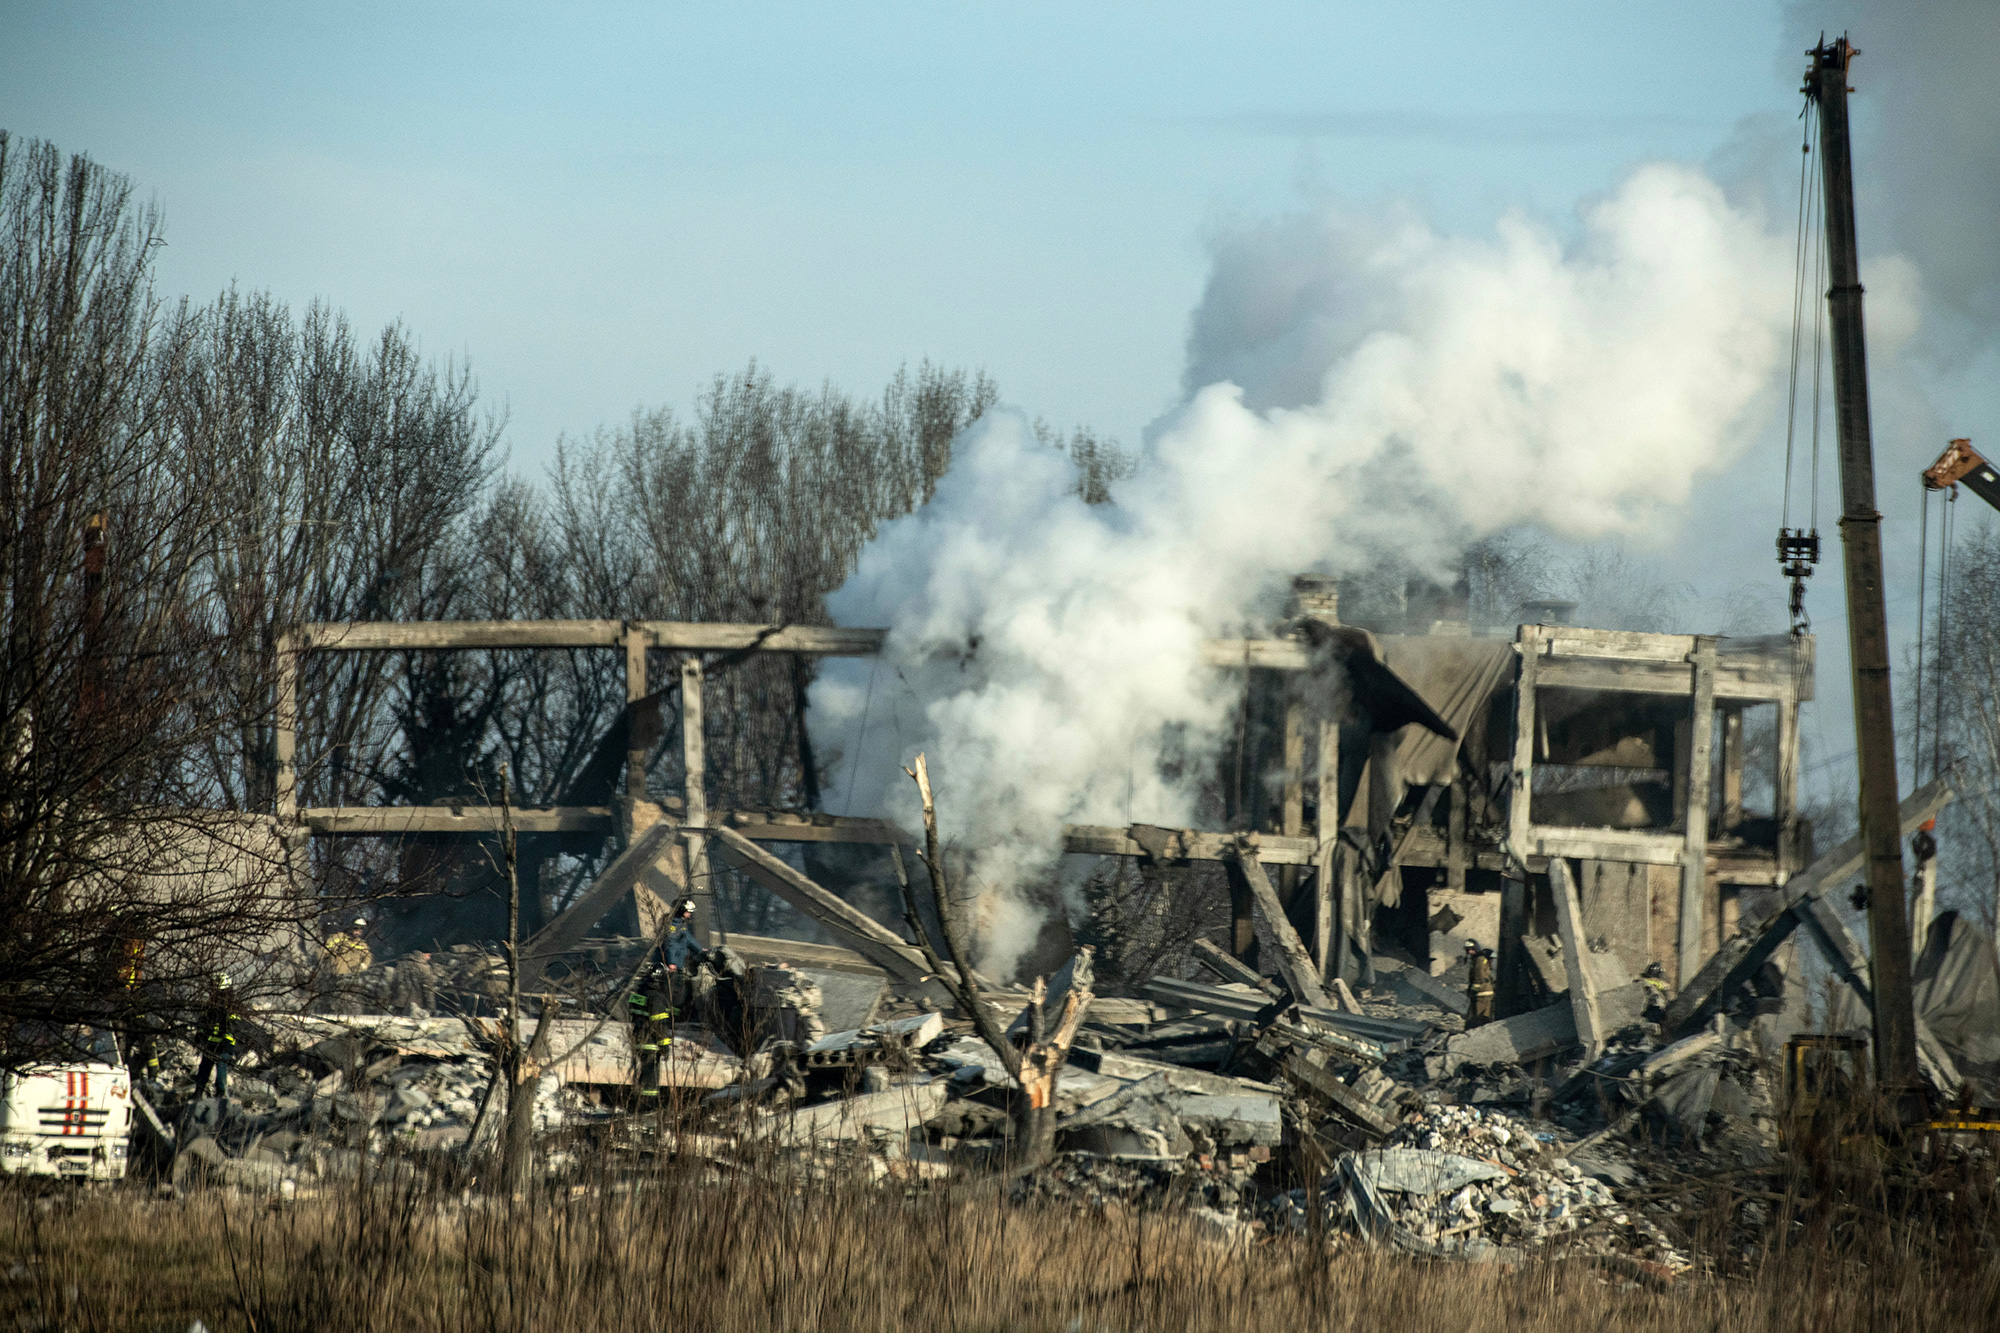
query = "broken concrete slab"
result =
(1440, 982, 1649, 1074)
(1278, 1052, 1397, 1138)
(1056, 1072, 1172, 1130)
(1067, 1046, 1280, 1098)
(756, 1080, 951, 1144)
(260, 1013, 484, 1059)
(1345, 1147, 1508, 1196)
(464, 1018, 741, 1088)
(802, 1011, 946, 1068)
(1639, 1024, 1725, 1083)
(1369, 956, 1470, 1017)
(807, 969, 887, 1032)
(933, 1036, 1119, 1104)
(1166, 1089, 1284, 1147)
(1059, 1091, 1193, 1159)
(1142, 975, 1429, 1045)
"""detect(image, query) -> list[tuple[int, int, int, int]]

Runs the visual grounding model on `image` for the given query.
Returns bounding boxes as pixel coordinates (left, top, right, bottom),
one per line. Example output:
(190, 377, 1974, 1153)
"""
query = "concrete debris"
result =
(749, 965, 828, 1047)
(754, 1080, 950, 1144)
(111, 892, 1986, 1288)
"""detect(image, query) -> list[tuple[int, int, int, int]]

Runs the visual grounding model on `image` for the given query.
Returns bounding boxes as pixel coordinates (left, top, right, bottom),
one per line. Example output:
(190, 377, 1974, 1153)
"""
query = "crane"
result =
(1923, 438, 2000, 511)
(1806, 35, 1921, 1097)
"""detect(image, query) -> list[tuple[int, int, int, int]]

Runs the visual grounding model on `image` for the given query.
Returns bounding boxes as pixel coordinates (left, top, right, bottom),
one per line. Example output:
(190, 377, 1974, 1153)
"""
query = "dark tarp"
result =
(1912, 909, 2000, 1099)
(1378, 636, 1518, 794)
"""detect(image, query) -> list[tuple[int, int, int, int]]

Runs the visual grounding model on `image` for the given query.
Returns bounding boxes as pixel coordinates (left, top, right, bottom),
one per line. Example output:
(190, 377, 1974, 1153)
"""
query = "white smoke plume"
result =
(811, 163, 1796, 978)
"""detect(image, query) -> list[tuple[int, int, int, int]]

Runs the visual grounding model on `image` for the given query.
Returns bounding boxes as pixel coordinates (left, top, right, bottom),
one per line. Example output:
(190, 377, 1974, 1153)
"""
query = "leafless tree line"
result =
(2, 137, 1141, 1055)
(1907, 520, 2000, 933)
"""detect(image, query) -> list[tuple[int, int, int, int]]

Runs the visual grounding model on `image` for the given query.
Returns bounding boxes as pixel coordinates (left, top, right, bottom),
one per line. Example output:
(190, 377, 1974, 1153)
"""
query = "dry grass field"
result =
(3, 1150, 1996, 1333)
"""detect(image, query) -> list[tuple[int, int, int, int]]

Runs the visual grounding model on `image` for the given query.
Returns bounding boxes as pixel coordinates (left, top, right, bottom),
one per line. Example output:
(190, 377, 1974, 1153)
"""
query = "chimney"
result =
(1290, 574, 1340, 623)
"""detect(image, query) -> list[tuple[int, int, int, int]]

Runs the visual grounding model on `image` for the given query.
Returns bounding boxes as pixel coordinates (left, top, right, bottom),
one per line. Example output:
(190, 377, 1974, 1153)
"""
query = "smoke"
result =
(812, 162, 1797, 978)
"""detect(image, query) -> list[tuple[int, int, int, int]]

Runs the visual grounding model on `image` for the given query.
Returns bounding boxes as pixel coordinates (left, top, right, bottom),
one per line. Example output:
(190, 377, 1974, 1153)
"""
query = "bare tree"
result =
(0, 136, 310, 1065)
(1911, 520, 2000, 932)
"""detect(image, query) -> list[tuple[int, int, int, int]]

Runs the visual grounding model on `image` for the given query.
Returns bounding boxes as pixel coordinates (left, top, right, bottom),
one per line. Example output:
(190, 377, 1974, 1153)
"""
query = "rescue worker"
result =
(326, 916, 374, 975)
(628, 961, 676, 1098)
(629, 898, 705, 1097)
(1640, 961, 1672, 1018)
(193, 972, 237, 1099)
(663, 896, 703, 972)
(118, 936, 160, 1089)
(1464, 942, 1496, 1028)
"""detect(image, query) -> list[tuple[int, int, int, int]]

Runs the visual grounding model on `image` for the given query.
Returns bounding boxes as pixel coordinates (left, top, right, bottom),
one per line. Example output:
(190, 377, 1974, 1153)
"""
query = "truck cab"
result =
(0, 1039, 133, 1181)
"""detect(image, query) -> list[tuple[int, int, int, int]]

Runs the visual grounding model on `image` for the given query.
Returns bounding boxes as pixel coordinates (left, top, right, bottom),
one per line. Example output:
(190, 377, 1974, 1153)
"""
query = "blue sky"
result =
(1, 2, 1800, 462)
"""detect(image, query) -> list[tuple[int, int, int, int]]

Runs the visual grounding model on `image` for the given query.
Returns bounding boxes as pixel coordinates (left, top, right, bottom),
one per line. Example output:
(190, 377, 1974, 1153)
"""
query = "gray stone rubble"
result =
(130, 924, 1998, 1284)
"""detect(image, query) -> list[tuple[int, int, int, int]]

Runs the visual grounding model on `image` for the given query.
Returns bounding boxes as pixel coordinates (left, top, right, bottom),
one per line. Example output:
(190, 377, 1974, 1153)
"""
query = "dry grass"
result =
(2, 1150, 1997, 1333)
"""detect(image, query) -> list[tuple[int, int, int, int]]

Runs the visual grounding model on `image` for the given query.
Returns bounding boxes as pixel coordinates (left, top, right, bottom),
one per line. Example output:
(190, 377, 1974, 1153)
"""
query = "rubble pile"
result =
(119, 904, 1997, 1289)
(1267, 1108, 1693, 1272)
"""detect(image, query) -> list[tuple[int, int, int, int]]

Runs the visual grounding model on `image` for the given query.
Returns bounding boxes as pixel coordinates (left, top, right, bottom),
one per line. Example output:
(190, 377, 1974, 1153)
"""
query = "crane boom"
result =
(1807, 35, 1920, 1095)
(1923, 438, 2000, 513)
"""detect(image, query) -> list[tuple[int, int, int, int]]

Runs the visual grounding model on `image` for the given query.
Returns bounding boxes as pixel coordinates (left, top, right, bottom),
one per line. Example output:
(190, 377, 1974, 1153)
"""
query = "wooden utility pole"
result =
(1808, 35, 1918, 1092)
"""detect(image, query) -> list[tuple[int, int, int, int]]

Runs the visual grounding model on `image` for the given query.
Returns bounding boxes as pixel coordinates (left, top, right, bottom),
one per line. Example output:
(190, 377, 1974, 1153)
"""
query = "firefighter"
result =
(118, 936, 160, 1089)
(629, 898, 707, 1097)
(326, 916, 374, 975)
(663, 896, 703, 971)
(1640, 961, 1671, 1018)
(1464, 942, 1496, 1027)
(193, 972, 238, 1099)
(628, 961, 676, 1098)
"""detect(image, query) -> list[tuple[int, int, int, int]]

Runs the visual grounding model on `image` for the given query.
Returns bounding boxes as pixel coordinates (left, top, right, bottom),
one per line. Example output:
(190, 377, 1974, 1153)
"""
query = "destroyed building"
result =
(83, 580, 1996, 1284)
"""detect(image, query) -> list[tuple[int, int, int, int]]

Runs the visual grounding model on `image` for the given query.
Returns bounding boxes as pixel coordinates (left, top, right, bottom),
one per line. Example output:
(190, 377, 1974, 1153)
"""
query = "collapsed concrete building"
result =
(109, 588, 1997, 1277)
(277, 577, 1812, 1011)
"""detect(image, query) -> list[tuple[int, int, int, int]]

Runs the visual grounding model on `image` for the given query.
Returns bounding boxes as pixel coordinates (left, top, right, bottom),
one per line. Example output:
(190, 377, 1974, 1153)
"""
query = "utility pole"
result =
(1807, 35, 1919, 1094)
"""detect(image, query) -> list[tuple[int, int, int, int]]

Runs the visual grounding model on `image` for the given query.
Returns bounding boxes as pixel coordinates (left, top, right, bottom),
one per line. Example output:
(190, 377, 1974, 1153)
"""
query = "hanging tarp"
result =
(1912, 909, 2000, 1097)
(1379, 637, 1517, 791)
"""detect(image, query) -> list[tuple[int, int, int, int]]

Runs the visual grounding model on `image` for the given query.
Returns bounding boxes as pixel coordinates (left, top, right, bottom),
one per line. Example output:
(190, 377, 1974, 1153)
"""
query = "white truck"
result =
(0, 1060, 133, 1181)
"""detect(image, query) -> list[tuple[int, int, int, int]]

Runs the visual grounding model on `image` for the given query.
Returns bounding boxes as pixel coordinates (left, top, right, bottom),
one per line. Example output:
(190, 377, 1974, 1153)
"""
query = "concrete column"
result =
(1677, 636, 1718, 985)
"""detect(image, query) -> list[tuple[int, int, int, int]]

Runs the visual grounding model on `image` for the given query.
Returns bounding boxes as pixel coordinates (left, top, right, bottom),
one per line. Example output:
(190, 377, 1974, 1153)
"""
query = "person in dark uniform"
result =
(627, 964, 675, 1098)
(193, 972, 237, 1099)
(629, 898, 705, 1097)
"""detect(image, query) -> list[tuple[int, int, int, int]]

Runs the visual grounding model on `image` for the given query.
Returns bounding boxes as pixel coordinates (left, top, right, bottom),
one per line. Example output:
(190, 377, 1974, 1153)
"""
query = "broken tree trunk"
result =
(501, 1006, 556, 1195)
(899, 754, 1092, 1168)
(1235, 842, 1331, 1009)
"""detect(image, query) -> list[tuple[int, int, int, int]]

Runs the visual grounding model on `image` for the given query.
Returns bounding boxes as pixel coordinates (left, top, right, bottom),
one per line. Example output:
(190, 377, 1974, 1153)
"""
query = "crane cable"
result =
(1916, 484, 1928, 784)
(1915, 478, 1959, 787)
(1778, 96, 1825, 636)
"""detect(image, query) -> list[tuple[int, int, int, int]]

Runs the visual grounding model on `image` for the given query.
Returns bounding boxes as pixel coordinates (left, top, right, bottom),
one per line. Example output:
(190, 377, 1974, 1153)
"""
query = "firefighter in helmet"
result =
(1464, 941, 1496, 1028)
(193, 971, 238, 1099)
(629, 897, 701, 1098)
